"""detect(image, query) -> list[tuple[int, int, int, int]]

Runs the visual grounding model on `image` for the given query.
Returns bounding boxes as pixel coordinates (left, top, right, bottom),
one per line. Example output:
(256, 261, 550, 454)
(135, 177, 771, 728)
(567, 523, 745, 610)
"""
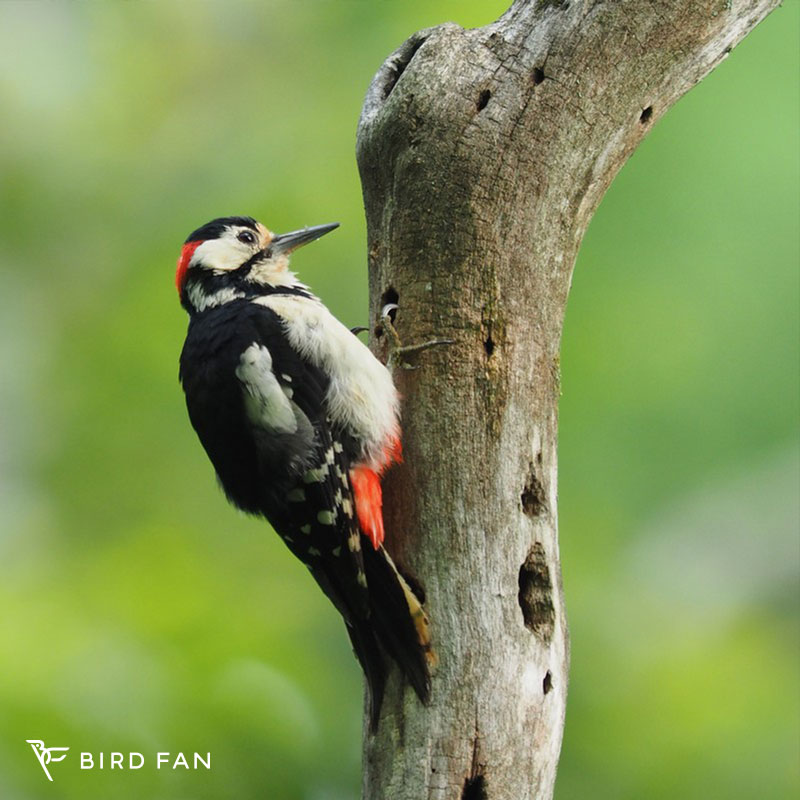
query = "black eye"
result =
(237, 230, 256, 245)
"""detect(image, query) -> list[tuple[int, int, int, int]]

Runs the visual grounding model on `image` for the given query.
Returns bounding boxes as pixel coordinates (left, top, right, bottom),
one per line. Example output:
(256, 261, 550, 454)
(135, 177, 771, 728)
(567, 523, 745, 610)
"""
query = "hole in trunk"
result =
(640, 105, 653, 124)
(462, 775, 487, 800)
(376, 287, 399, 338)
(476, 89, 491, 111)
(518, 543, 555, 643)
(381, 286, 399, 308)
(521, 468, 546, 517)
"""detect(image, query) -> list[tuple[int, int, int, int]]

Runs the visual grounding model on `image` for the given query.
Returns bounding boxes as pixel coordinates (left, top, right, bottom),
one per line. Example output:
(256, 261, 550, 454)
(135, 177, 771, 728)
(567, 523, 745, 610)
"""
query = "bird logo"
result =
(26, 739, 69, 782)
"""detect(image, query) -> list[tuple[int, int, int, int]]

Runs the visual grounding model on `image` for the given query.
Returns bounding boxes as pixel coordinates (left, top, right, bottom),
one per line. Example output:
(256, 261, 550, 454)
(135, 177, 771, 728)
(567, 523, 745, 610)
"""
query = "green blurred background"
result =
(0, 2, 796, 798)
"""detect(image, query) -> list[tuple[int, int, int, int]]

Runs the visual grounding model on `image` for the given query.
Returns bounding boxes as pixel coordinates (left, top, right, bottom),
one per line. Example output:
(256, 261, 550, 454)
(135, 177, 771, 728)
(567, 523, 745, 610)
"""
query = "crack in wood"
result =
(383, 34, 429, 100)
(462, 730, 487, 800)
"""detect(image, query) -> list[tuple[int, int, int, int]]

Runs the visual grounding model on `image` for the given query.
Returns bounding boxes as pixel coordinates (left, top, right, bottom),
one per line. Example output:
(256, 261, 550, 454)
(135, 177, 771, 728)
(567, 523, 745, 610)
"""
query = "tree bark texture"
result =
(356, 2, 777, 798)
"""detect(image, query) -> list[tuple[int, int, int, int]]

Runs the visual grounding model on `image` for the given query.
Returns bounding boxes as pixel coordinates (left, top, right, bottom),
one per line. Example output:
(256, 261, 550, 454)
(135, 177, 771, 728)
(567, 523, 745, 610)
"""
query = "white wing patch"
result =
(235, 343, 297, 433)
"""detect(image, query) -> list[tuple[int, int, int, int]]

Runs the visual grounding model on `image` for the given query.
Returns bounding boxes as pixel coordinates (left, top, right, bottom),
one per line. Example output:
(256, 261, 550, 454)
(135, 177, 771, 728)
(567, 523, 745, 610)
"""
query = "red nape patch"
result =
(175, 240, 202, 294)
(350, 467, 384, 550)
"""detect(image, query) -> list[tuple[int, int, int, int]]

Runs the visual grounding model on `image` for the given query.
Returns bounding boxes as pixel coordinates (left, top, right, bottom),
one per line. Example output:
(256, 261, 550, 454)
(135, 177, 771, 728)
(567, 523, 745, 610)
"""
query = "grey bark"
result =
(355, 2, 778, 799)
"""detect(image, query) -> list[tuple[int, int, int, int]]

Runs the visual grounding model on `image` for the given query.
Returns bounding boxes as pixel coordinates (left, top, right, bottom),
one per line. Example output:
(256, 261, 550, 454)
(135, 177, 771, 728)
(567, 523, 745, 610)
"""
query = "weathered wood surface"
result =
(356, 2, 779, 798)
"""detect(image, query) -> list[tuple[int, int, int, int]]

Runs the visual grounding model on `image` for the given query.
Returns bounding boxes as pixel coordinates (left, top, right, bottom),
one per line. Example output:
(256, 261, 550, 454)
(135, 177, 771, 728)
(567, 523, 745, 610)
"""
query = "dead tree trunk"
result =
(356, 2, 777, 798)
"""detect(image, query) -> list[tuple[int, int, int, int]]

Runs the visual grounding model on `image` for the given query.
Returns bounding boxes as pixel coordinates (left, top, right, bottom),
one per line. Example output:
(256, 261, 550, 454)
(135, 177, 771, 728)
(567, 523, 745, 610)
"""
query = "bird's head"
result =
(176, 216, 338, 313)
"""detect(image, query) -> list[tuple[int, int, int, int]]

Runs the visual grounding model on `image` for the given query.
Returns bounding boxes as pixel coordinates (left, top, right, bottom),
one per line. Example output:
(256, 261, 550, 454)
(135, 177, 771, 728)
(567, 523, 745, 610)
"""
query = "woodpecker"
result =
(175, 216, 432, 726)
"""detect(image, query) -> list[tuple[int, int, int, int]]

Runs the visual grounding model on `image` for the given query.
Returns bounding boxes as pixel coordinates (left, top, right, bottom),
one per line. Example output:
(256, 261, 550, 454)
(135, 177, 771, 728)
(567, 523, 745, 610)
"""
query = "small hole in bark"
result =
(640, 106, 653, 124)
(462, 775, 487, 800)
(521, 469, 546, 517)
(476, 89, 491, 111)
(543, 670, 553, 694)
(376, 287, 399, 338)
(382, 286, 399, 308)
(518, 543, 555, 643)
(484, 335, 495, 358)
(532, 67, 545, 85)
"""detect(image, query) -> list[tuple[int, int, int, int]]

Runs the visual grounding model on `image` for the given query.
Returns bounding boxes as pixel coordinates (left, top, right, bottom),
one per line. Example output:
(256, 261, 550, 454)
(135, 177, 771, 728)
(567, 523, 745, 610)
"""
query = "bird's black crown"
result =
(185, 216, 258, 244)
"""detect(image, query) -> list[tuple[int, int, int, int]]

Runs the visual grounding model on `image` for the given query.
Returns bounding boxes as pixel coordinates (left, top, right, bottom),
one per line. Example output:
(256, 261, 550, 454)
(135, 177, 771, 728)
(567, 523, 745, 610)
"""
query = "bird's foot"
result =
(379, 303, 454, 370)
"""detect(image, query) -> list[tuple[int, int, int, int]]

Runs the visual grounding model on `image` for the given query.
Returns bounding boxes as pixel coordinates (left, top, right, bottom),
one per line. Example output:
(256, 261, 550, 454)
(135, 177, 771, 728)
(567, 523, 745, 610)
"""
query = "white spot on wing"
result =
(303, 465, 329, 483)
(236, 343, 298, 434)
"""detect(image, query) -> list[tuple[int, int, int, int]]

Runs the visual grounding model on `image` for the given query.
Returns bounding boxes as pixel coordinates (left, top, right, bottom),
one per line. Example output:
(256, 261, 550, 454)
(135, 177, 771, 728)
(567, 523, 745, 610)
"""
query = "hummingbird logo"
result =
(26, 739, 69, 781)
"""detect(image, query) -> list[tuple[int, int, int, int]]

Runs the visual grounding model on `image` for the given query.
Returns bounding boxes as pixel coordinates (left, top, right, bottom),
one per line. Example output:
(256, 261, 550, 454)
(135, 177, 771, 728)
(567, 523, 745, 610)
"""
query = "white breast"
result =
(254, 294, 399, 470)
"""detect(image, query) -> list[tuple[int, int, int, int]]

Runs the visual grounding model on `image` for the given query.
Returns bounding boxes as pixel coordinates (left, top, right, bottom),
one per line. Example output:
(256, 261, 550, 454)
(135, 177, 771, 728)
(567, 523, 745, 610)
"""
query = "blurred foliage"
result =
(0, 2, 796, 799)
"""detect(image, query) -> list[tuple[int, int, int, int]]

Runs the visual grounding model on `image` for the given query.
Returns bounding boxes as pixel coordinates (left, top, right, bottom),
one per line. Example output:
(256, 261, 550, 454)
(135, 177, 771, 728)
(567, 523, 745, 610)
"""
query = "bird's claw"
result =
(379, 303, 454, 370)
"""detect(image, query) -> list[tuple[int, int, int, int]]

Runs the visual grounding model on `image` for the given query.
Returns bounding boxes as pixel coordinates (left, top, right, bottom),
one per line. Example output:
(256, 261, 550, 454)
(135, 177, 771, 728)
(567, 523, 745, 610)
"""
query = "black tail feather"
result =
(361, 545, 433, 705)
(345, 619, 386, 731)
(311, 546, 433, 728)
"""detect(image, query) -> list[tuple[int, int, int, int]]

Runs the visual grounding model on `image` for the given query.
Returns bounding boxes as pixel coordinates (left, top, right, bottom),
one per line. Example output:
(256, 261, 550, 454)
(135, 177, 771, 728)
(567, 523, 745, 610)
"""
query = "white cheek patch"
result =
(235, 343, 298, 434)
(192, 237, 251, 272)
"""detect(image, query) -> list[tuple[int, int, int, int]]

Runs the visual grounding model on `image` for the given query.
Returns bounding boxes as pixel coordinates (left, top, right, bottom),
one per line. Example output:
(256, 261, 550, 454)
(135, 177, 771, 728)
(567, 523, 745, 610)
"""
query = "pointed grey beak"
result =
(270, 223, 339, 256)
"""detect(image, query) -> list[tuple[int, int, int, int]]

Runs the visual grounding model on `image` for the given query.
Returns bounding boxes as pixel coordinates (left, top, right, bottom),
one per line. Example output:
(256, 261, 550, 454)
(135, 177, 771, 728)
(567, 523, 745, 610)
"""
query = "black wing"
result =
(222, 304, 369, 615)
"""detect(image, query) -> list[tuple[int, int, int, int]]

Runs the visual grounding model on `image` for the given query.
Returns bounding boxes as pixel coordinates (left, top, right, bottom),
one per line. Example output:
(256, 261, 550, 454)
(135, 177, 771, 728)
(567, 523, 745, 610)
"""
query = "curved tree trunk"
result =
(355, 2, 778, 798)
